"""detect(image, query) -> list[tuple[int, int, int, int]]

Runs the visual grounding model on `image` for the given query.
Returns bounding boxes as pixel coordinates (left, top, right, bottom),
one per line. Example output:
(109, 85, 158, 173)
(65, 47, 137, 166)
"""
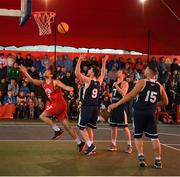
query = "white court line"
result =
(162, 143, 180, 152)
(0, 140, 151, 143)
(0, 124, 180, 137)
(166, 144, 180, 146)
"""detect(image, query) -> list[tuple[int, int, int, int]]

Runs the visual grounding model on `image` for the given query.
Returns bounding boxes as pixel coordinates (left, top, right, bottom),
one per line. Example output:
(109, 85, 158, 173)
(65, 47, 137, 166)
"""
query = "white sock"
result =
(128, 141, 132, 146)
(75, 138, 81, 145)
(86, 140, 92, 147)
(112, 139, 116, 146)
(155, 157, 161, 160)
(52, 125, 60, 131)
(138, 153, 144, 157)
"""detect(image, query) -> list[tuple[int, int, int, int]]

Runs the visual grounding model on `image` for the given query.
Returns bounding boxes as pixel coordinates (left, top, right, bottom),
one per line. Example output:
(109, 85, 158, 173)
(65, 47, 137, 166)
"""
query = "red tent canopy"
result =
(0, 0, 180, 55)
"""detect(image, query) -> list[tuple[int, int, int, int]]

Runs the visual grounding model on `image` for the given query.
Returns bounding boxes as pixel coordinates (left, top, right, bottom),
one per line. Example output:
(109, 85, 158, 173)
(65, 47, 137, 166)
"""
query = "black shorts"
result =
(78, 106, 98, 129)
(109, 105, 128, 128)
(133, 110, 158, 139)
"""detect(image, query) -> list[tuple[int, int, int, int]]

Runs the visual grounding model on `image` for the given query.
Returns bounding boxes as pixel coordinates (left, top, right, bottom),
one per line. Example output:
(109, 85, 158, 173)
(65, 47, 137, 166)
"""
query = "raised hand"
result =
(79, 54, 86, 61)
(102, 55, 109, 64)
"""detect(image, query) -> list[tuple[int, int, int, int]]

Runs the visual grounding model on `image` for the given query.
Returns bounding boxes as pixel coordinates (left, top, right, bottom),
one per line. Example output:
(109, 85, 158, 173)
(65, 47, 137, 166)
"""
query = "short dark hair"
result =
(91, 66, 100, 77)
(148, 64, 158, 75)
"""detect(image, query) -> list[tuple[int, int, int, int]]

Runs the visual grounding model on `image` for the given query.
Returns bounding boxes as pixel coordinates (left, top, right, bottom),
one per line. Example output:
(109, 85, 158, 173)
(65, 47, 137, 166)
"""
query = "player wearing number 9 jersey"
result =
(108, 65, 168, 169)
(75, 54, 108, 155)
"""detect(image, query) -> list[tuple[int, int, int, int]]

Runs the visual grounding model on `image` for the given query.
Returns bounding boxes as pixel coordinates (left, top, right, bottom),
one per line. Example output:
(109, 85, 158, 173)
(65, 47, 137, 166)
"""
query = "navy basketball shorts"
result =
(109, 105, 128, 128)
(133, 110, 158, 139)
(78, 106, 99, 130)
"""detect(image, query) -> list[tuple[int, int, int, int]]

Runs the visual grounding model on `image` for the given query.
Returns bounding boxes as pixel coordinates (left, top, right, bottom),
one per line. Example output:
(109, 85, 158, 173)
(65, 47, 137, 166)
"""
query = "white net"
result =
(33, 11, 56, 36)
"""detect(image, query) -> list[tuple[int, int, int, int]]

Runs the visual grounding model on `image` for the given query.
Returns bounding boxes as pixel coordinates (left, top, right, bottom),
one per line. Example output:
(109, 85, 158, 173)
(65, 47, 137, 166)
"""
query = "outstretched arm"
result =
(19, 65, 42, 86)
(108, 79, 145, 111)
(54, 80, 73, 93)
(97, 55, 108, 85)
(75, 54, 91, 83)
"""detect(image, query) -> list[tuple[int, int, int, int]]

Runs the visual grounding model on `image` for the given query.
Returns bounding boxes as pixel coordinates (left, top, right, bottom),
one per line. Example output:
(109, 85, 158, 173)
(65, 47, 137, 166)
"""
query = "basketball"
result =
(57, 22, 69, 34)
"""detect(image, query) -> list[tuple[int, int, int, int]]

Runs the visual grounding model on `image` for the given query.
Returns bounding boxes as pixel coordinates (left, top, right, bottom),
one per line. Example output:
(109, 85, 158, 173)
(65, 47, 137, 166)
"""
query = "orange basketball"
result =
(57, 22, 69, 34)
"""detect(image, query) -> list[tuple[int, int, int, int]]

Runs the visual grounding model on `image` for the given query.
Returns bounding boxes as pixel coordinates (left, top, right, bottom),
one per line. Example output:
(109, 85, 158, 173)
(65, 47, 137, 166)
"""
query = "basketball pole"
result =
(147, 30, 150, 63)
(54, 23, 57, 73)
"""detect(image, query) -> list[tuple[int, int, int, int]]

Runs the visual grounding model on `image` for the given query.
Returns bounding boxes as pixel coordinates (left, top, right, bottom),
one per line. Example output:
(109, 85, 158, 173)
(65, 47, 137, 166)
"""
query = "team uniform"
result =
(109, 82, 128, 127)
(78, 80, 100, 129)
(42, 80, 67, 122)
(133, 79, 161, 139)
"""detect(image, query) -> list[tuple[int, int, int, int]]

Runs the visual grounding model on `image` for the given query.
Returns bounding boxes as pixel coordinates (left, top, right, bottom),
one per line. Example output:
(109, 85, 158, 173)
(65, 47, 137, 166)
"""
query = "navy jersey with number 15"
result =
(134, 80, 161, 111)
(82, 80, 100, 106)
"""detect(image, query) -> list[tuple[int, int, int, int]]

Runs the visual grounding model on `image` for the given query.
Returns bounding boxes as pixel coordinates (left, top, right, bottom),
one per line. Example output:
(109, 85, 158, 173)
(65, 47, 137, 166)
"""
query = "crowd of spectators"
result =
(0, 52, 179, 122)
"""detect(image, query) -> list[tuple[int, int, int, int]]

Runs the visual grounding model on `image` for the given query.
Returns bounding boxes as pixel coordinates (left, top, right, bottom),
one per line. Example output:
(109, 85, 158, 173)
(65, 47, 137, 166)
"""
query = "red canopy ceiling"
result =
(0, 0, 180, 55)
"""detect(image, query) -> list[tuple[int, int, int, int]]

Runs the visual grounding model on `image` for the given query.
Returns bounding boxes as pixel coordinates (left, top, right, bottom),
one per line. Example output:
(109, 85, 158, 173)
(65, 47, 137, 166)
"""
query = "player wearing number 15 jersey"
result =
(108, 65, 168, 169)
(75, 54, 108, 155)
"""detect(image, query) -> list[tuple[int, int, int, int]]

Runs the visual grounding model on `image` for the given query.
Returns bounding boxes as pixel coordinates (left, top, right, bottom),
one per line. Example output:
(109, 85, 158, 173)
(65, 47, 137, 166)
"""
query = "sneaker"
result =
(84, 144, 96, 156)
(125, 144, 132, 154)
(154, 159, 162, 169)
(138, 155, 148, 167)
(108, 144, 117, 151)
(51, 129, 64, 140)
(78, 141, 86, 153)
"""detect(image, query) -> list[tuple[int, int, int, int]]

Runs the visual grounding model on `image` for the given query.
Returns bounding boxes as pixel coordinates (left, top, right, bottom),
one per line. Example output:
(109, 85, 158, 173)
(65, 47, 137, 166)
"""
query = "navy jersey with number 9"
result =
(82, 80, 100, 106)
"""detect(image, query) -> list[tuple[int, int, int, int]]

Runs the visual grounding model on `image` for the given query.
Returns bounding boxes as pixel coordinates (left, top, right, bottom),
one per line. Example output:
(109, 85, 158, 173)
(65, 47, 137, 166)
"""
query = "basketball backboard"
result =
(0, 0, 31, 26)
(19, 0, 31, 26)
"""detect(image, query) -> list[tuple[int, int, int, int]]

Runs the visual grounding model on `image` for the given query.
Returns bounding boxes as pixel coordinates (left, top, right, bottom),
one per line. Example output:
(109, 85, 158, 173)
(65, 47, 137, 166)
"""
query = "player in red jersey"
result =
(20, 65, 85, 152)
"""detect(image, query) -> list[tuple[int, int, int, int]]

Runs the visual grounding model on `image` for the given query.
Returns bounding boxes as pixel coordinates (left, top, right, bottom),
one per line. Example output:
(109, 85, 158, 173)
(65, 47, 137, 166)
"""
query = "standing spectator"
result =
(158, 57, 168, 73)
(158, 69, 169, 87)
(25, 54, 33, 68)
(108, 56, 121, 71)
(108, 65, 117, 91)
(135, 58, 144, 74)
(16, 53, 24, 66)
(7, 53, 15, 68)
(170, 58, 179, 73)
(8, 79, 19, 97)
(28, 98, 35, 119)
(3, 90, 16, 105)
(64, 55, 73, 72)
(149, 56, 158, 68)
(0, 63, 7, 80)
(90, 56, 99, 67)
(28, 66, 39, 80)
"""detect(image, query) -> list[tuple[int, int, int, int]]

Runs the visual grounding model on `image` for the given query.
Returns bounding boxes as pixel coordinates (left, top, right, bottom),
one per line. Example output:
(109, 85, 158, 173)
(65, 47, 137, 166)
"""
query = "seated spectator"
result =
(8, 79, 19, 97)
(41, 54, 51, 68)
(0, 90, 16, 119)
(108, 56, 121, 71)
(0, 90, 3, 105)
(7, 63, 22, 83)
(16, 91, 28, 118)
(108, 64, 117, 91)
(19, 81, 30, 96)
(25, 54, 33, 69)
(27, 98, 35, 119)
(0, 63, 7, 80)
(33, 57, 43, 73)
(16, 52, 24, 66)
(3, 90, 16, 105)
(56, 55, 64, 68)
(7, 53, 15, 68)
(0, 53, 7, 67)
(36, 97, 44, 118)
(0, 78, 8, 100)
(135, 58, 144, 74)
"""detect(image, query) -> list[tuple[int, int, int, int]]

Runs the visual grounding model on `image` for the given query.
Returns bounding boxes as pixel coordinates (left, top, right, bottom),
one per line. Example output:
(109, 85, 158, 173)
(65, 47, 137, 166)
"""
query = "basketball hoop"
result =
(33, 11, 56, 36)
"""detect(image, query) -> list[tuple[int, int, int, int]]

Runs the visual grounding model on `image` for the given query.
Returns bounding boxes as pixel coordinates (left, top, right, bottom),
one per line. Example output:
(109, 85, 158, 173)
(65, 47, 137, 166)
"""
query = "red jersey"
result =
(42, 79, 63, 103)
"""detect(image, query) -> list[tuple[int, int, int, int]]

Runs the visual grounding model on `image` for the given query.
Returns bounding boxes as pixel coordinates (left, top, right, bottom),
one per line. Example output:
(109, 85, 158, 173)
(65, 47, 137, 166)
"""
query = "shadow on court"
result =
(0, 141, 179, 176)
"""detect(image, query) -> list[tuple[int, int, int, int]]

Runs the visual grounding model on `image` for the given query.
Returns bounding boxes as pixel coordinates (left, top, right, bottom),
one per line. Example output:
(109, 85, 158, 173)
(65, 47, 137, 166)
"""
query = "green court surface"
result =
(0, 141, 179, 176)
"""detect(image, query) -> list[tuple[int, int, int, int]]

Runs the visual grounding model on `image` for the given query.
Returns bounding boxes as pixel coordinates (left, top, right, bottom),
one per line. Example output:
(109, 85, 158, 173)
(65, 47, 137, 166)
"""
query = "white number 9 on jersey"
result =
(91, 89, 98, 98)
